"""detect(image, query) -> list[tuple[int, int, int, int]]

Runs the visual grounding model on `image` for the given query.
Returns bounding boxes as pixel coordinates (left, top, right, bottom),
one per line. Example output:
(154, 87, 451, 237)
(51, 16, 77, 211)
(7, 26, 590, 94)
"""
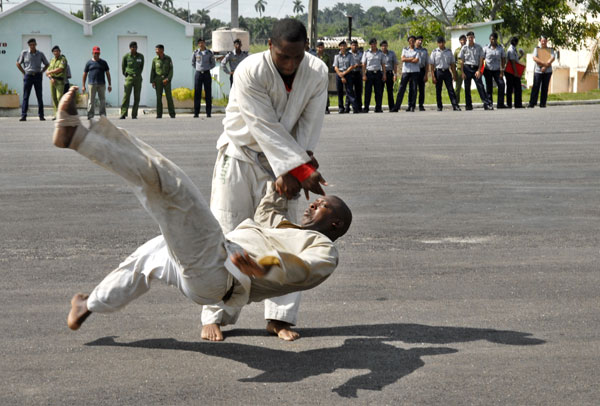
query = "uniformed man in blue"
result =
(16, 38, 49, 121)
(483, 32, 507, 108)
(222, 38, 248, 86)
(505, 36, 524, 108)
(391, 35, 420, 112)
(459, 31, 493, 110)
(345, 39, 363, 113)
(429, 36, 460, 111)
(333, 40, 356, 114)
(415, 36, 429, 111)
(120, 41, 144, 120)
(528, 35, 556, 108)
(361, 38, 386, 113)
(380, 40, 398, 111)
(192, 38, 215, 118)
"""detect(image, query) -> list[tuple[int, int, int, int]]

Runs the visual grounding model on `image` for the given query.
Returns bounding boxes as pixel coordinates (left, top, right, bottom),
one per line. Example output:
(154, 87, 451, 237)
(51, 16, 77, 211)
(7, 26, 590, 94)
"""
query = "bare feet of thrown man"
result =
(201, 323, 224, 341)
(67, 293, 92, 330)
(266, 320, 300, 341)
(53, 86, 81, 149)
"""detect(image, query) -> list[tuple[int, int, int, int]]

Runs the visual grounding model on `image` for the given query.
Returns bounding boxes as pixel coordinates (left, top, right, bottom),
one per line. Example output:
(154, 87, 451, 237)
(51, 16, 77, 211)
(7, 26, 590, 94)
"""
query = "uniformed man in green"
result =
(315, 41, 331, 114)
(120, 41, 144, 119)
(453, 34, 466, 104)
(46, 45, 68, 119)
(150, 44, 175, 119)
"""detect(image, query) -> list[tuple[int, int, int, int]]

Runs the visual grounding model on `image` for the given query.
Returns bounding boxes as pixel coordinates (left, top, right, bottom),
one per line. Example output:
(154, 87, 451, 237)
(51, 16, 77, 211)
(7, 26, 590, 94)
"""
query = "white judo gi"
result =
(204, 49, 329, 326)
(72, 117, 339, 314)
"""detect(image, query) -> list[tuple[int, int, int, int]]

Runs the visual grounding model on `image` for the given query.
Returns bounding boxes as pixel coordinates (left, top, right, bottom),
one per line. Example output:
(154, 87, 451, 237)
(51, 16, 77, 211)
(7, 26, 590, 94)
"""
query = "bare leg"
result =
(266, 320, 300, 341)
(67, 293, 91, 330)
(201, 324, 224, 341)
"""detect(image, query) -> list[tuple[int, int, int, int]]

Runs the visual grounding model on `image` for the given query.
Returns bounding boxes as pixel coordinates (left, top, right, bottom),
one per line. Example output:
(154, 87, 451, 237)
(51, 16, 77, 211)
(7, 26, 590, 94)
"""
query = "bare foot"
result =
(67, 293, 91, 330)
(201, 323, 224, 341)
(53, 86, 80, 149)
(266, 320, 300, 341)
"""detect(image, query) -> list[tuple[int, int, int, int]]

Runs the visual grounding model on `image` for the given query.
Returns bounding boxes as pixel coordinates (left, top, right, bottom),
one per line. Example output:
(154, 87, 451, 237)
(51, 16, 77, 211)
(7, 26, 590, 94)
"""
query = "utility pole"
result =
(307, 0, 318, 49)
(231, 0, 239, 28)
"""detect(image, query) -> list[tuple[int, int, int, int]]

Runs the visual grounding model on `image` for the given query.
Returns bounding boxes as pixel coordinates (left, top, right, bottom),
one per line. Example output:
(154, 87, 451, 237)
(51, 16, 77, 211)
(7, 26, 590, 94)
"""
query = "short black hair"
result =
(490, 32, 498, 40)
(407, 35, 416, 41)
(540, 34, 548, 40)
(197, 38, 205, 43)
(437, 36, 445, 43)
(27, 38, 36, 45)
(51, 45, 60, 52)
(416, 35, 423, 40)
(271, 18, 307, 45)
(459, 34, 467, 41)
(369, 38, 377, 45)
(155, 44, 164, 50)
(350, 39, 358, 45)
(380, 40, 388, 46)
(316, 41, 324, 47)
(510, 36, 519, 46)
(466, 31, 475, 37)
(129, 41, 137, 48)
(338, 40, 347, 46)
(233, 38, 241, 45)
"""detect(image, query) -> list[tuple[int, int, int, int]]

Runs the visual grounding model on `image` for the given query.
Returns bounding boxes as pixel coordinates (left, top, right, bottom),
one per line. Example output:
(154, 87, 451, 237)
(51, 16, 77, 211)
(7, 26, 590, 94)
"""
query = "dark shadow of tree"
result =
(86, 323, 544, 398)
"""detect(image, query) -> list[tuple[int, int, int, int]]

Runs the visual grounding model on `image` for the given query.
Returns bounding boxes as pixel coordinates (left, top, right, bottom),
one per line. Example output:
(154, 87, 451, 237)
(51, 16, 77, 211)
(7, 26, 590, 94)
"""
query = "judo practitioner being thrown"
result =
(51, 88, 352, 332)
(205, 18, 330, 341)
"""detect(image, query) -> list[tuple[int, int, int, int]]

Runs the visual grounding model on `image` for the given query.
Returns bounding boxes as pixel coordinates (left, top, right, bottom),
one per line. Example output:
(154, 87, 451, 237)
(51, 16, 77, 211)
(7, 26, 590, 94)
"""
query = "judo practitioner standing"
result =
(203, 18, 330, 342)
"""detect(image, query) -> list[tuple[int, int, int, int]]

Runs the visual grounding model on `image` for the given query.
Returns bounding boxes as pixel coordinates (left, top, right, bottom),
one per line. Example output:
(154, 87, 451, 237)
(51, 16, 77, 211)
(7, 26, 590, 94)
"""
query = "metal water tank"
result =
(212, 28, 250, 54)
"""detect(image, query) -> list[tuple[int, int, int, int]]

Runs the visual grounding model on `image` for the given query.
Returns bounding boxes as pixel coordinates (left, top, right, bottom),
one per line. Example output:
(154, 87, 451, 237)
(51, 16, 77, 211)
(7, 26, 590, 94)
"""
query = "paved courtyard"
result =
(1, 105, 599, 404)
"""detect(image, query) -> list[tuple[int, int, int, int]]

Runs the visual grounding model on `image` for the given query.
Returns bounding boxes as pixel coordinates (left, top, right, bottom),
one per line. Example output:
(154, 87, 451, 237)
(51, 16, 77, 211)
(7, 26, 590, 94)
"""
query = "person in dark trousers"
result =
(482, 32, 507, 108)
(333, 40, 356, 114)
(361, 38, 386, 113)
(391, 35, 419, 112)
(415, 36, 429, 111)
(16, 38, 49, 121)
(528, 35, 555, 108)
(505, 37, 524, 108)
(192, 38, 215, 118)
(458, 31, 493, 110)
(222, 39, 248, 86)
(380, 40, 398, 111)
(429, 36, 460, 111)
(345, 40, 363, 113)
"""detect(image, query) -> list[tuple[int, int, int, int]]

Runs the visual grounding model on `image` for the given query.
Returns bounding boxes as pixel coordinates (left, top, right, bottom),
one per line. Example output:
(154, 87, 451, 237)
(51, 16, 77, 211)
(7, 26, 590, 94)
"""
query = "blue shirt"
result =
(401, 47, 420, 73)
(333, 52, 353, 71)
(382, 50, 398, 71)
(17, 49, 49, 74)
(349, 50, 363, 71)
(84, 58, 110, 85)
(361, 49, 385, 72)
(192, 48, 215, 72)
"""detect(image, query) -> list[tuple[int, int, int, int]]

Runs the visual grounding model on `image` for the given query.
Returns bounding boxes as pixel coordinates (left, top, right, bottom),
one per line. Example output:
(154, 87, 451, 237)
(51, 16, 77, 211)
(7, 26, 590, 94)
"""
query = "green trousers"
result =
(121, 76, 142, 118)
(455, 69, 463, 104)
(50, 78, 65, 114)
(154, 79, 175, 118)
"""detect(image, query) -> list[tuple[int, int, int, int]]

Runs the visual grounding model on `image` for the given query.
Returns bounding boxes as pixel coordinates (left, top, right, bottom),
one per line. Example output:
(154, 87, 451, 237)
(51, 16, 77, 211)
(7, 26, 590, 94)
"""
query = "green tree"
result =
(293, 0, 304, 15)
(161, 0, 174, 12)
(255, 0, 267, 17)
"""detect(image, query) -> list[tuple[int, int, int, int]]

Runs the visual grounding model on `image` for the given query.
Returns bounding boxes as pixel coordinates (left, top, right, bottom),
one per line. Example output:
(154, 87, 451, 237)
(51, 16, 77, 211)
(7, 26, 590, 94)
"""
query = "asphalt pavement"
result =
(1, 105, 598, 405)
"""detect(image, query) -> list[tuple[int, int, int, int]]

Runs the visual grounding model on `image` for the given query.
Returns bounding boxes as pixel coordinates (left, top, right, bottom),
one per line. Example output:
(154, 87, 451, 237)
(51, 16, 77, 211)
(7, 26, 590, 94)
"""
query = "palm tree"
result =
(90, 0, 105, 18)
(162, 0, 174, 12)
(293, 0, 304, 15)
(254, 0, 267, 17)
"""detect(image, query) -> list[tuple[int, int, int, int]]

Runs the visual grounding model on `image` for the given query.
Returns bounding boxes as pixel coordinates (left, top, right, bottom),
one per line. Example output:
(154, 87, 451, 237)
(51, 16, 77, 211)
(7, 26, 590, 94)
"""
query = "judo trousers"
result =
(200, 147, 301, 326)
(77, 118, 232, 313)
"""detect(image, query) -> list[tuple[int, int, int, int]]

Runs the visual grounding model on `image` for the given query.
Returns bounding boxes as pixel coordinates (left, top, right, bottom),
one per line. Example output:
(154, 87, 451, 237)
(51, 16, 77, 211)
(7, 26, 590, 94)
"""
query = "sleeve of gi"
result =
(253, 181, 289, 228)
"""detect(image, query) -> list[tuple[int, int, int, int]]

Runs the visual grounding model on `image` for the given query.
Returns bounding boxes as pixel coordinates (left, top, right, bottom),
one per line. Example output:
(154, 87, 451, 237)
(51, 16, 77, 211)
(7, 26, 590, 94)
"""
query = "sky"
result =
(3, 0, 401, 22)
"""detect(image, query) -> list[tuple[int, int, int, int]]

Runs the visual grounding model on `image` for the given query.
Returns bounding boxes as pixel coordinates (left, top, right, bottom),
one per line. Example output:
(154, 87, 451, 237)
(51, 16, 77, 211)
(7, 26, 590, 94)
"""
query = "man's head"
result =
(510, 36, 519, 46)
(316, 41, 325, 55)
(380, 40, 388, 53)
(155, 44, 164, 57)
(415, 35, 423, 48)
(350, 39, 358, 52)
(268, 18, 307, 76)
(466, 31, 475, 45)
(92, 46, 101, 60)
(540, 35, 548, 47)
(489, 32, 498, 46)
(129, 41, 137, 54)
(437, 36, 446, 50)
(198, 38, 206, 50)
(339, 40, 347, 53)
(459, 34, 467, 46)
(301, 196, 352, 241)
(407, 35, 416, 47)
(234, 38, 242, 51)
(27, 38, 37, 52)
(52, 45, 61, 58)
(369, 38, 377, 51)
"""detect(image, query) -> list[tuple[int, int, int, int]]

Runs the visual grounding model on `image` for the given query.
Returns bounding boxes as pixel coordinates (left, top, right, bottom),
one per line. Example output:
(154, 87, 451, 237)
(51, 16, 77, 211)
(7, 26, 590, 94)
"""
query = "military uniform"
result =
(333, 51, 356, 113)
(483, 44, 506, 108)
(121, 52, 144, 118)
(382, 50, 398, 110)
(361, 49, 386, 113)
(47, 54, 67, 115)
(192, 48, 215, 117)
(459, 43, 492, 110)
(505, 44, 523, 108)
(222, 49, 249, 85)
(416, 46, 429, 109)
(453, 46, 464, 103)
(393, 46, 420, 112)
(429, 47, 459, 110)
(345, 49, 363, 112)
(151, 54, 175, 118)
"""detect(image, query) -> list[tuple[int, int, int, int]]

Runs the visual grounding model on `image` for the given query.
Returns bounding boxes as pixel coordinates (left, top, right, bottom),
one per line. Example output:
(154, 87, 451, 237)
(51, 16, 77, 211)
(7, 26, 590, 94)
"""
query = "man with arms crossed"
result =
(203, 18, 330, 342)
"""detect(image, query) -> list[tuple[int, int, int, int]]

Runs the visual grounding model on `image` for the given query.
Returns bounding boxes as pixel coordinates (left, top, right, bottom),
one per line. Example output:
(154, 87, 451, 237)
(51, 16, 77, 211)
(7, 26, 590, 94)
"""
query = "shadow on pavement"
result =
(85, 323, 544, 398)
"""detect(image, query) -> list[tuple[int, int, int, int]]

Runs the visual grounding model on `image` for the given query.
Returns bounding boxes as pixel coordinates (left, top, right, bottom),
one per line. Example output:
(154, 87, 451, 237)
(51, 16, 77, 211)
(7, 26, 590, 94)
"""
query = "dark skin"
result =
(268, 38, 328, 200)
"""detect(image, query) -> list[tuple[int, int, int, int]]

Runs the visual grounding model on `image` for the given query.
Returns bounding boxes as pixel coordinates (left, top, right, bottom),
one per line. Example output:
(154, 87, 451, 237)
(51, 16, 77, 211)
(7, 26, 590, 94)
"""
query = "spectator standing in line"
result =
(120, 41, 144, 120)
(46, 45, 68, 120)
(483, 32, 507, 108)
(151, 44, 175, 119)
(459, 31, 493, 110)
(222, 39, 249, 86)
(415, 36, 429, 111)
(192, 38, 215, 118)
(16, 38, 49, 121)
(82, 46, 112, 120)
(429, 36, 460, 111)
(333, 40, 356, 114)
(391, 35, 420, 112)
(345, 40, 363, 113)
(528, 35, 555, 108)
(505, 36, 524, 109)
(380, 40, 398, 112)
(453, 35, 467, 105)
(315, 41, 332, 114)
(361, 38, 386, 113)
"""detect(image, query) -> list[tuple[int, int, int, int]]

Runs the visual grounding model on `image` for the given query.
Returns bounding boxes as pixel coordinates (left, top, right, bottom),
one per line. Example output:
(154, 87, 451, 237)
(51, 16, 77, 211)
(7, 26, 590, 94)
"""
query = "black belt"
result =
(221, 283, 235, 302)
(465, 64, 478, 69)
(25, 72, 41, 76)
(197, 70, 210, 74)
(435, 68, 450, 72)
